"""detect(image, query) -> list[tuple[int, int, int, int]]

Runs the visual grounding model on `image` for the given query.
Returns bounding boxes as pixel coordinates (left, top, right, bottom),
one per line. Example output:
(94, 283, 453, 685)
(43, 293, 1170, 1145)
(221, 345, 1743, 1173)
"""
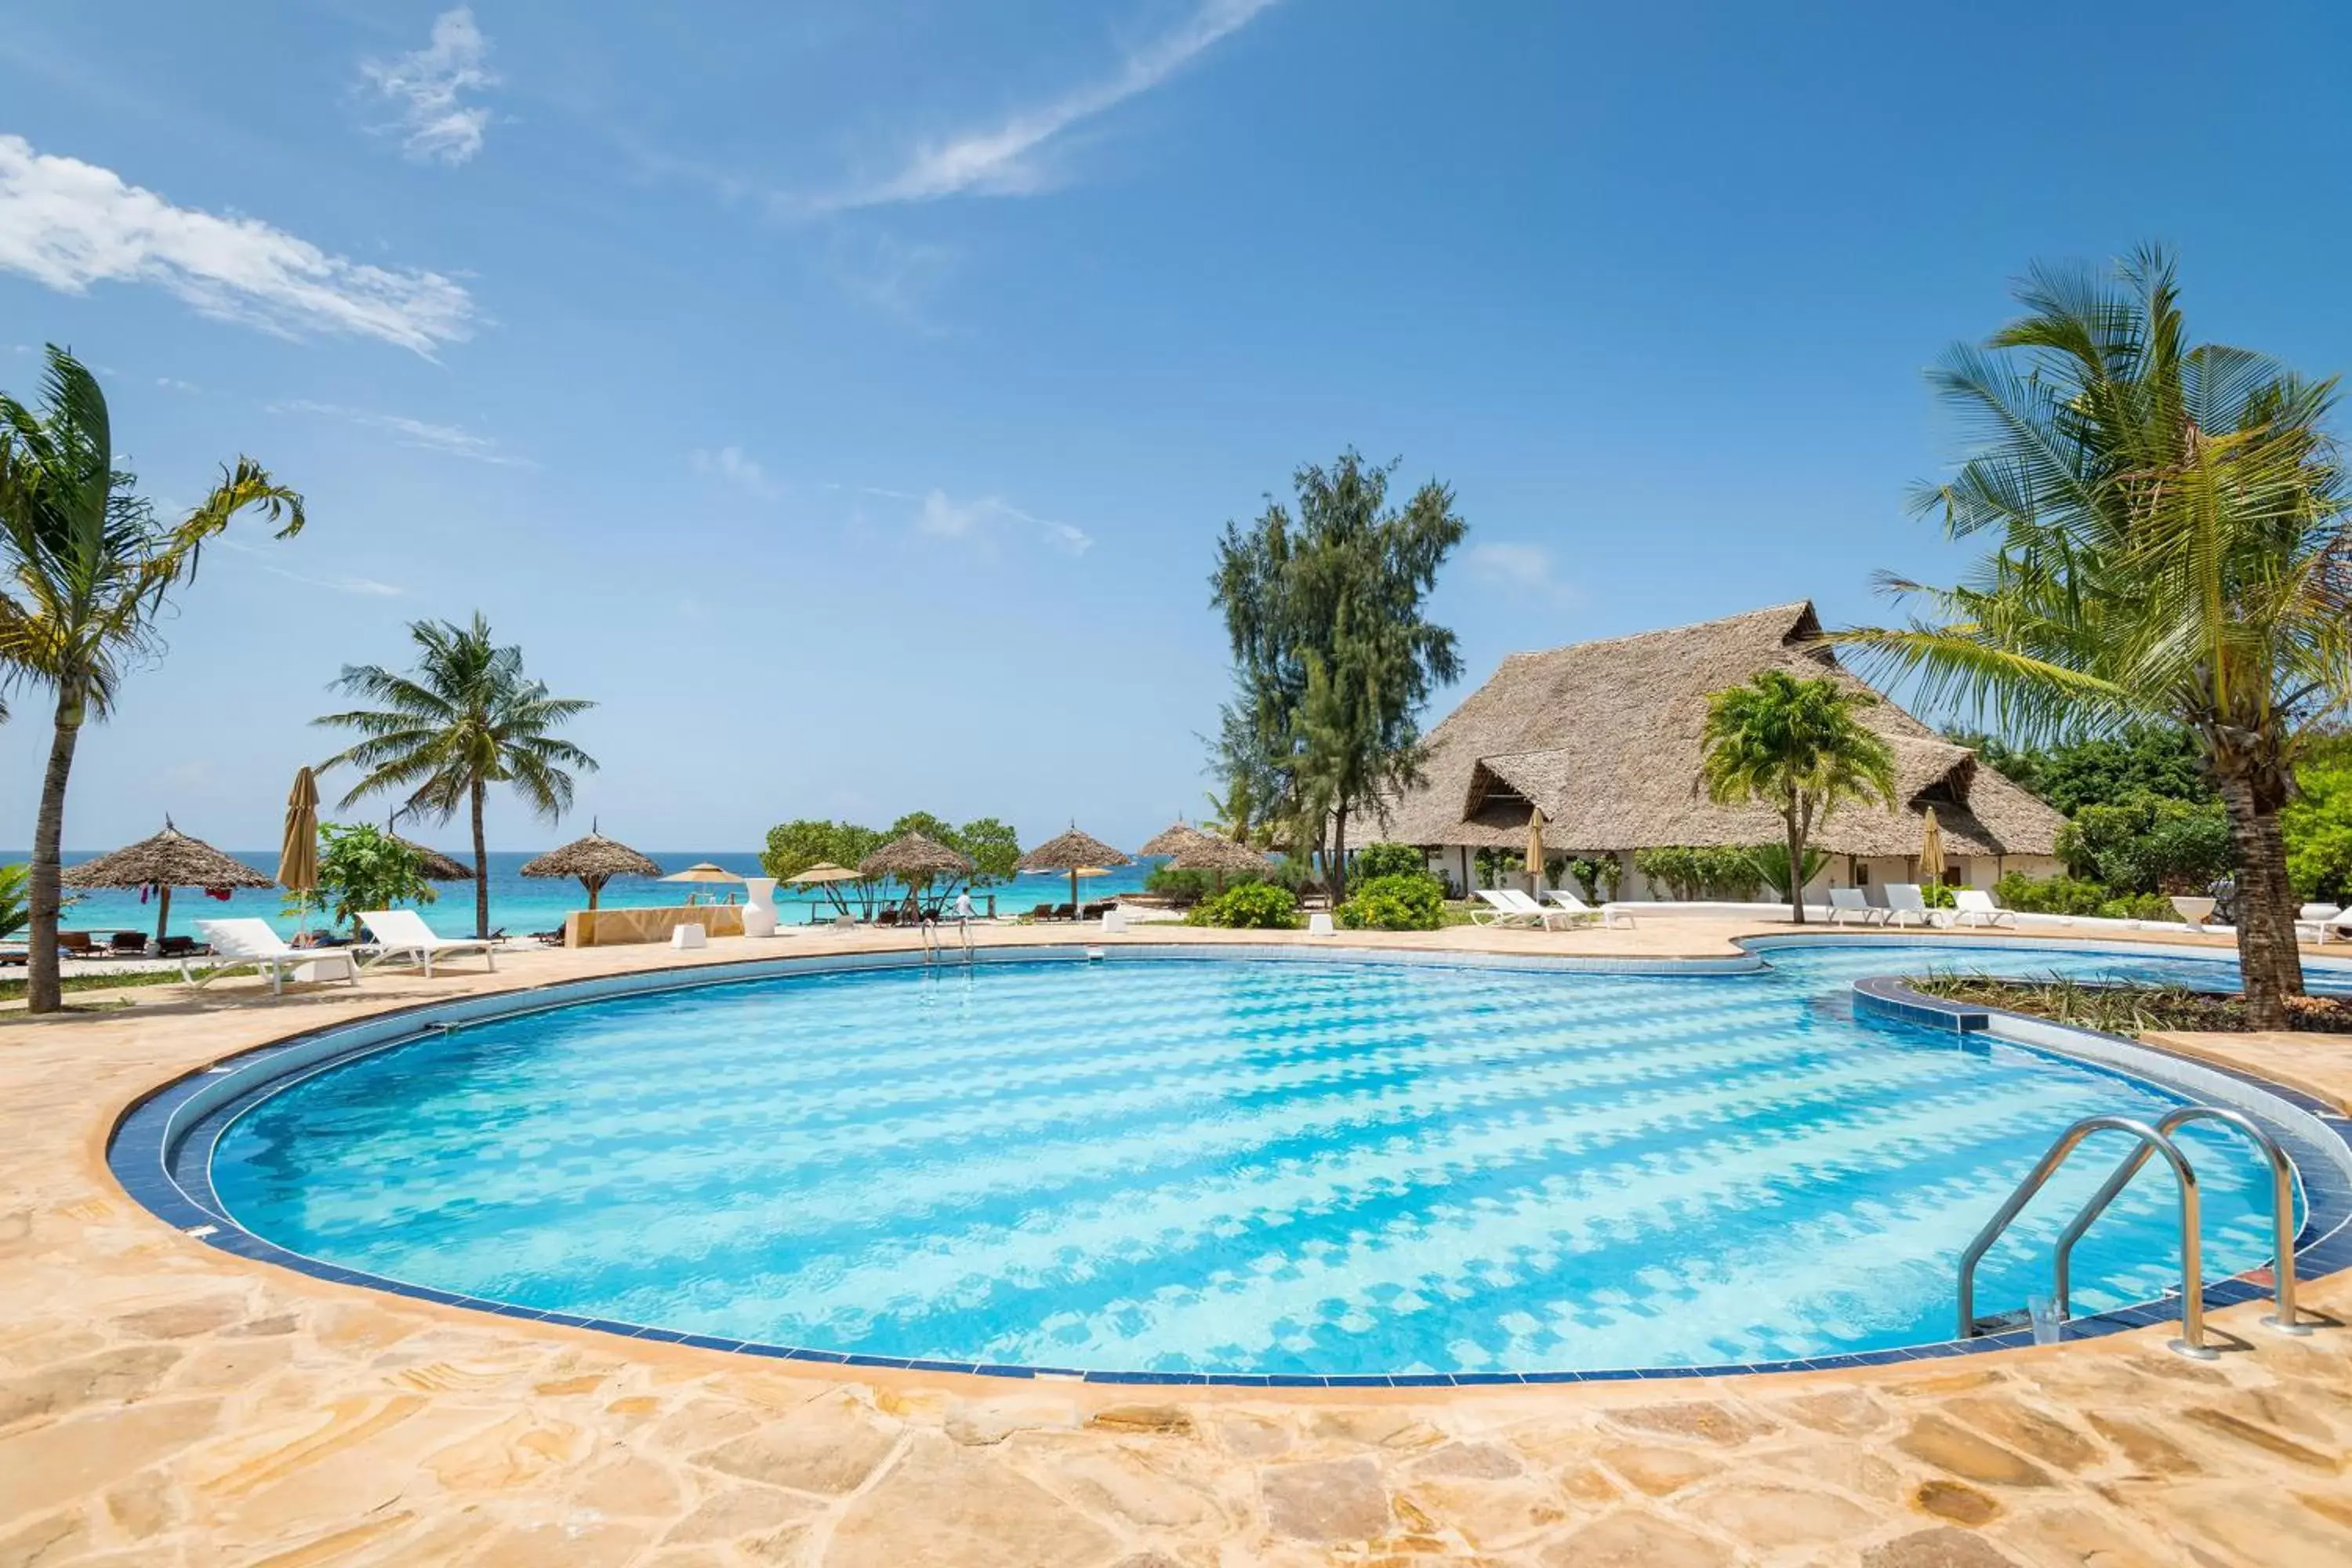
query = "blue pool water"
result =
(209, 944, 2316, 1375)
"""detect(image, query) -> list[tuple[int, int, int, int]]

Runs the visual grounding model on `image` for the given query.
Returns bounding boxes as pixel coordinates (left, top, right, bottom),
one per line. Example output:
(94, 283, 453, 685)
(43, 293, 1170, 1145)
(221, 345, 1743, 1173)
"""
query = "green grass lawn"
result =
(0, 965, 260, 1004)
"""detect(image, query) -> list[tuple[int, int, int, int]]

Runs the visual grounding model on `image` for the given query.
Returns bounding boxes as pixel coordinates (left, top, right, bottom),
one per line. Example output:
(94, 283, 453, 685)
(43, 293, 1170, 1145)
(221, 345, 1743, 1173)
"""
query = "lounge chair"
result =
(1493, 889, 1584, 931)
(1951, 889, 2015, 928)
(107, 931, 147, 955)
(186, 918, 358, 996)
(1882, 884, 1941, 930)
(1828, 888, 1886, 927)
(2296, 904, 2352, 943)
(1471, 888, 1542, 927)
(1544, 890, 1633, 928)
(358, 909, 499, 977)
(56, 930, 94, 958)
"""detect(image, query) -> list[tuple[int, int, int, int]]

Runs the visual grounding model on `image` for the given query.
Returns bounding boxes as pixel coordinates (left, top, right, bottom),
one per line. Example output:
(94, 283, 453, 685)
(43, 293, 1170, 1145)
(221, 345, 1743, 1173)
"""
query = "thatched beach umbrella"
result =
(393, 836, 474, 882)
(1138, 821, 1217, 858)
(519, 827, 663, 911)
(1020, 825, 1133, 916)
(860, 832, 972, 913)
(1165, 833, 1274, 891)
(64, 821, 274, 945)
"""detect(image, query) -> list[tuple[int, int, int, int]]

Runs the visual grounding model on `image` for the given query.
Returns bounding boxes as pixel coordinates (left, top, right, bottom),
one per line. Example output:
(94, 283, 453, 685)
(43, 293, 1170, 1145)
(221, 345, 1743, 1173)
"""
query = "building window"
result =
(1856, 863, 1871, 885)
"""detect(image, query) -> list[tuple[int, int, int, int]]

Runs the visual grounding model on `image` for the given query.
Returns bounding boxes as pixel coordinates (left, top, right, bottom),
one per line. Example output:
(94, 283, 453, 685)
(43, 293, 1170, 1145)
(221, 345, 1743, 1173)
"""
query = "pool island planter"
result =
(107, 935, 2352, 1390)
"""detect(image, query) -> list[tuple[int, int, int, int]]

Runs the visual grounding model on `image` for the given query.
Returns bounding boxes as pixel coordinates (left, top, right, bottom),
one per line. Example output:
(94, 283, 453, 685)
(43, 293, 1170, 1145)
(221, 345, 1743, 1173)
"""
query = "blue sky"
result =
(4, 1, 2349, 852)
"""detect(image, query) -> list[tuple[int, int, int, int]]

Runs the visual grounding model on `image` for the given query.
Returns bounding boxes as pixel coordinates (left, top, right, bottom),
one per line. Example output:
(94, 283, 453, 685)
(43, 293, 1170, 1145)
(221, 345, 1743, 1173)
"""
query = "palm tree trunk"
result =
(26, 688, 85, 1014)
(2216, 773, 2303, 1028)
(470, 777, 490, 939)
(1784, 811, 1807, 925)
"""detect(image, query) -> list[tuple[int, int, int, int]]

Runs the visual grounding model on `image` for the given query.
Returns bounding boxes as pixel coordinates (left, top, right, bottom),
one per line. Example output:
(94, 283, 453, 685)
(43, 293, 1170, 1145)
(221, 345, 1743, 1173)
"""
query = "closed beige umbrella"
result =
(1919, 807, 1947, 888)
(277, 767, 319, 900)
(1525, 807, 1546, 895)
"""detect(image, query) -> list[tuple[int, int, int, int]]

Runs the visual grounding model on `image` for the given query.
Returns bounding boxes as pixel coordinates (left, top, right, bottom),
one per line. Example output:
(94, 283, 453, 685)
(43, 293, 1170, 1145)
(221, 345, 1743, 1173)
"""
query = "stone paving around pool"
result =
(3, 924, 2350, 1566)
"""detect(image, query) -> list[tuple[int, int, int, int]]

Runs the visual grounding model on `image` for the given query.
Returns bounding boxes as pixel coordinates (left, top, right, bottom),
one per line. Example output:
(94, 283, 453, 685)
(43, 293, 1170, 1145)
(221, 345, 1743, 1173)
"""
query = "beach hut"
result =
(63, 822, 275, 947)
(1018, 825, 1133, 920)
(858, 832, 972, 918)
(519, 829, 663, 911)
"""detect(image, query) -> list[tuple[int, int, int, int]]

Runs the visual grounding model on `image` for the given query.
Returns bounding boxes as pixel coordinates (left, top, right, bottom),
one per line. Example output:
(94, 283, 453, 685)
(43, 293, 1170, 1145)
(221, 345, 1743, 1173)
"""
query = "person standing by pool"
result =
(953, 888, 975, 923)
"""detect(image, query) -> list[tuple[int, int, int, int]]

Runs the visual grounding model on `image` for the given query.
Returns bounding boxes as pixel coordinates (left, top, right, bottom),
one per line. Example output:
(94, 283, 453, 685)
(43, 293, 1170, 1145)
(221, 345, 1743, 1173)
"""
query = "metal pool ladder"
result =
(1957, 1107, 2308, 1359)
(917, 917, 974, 967)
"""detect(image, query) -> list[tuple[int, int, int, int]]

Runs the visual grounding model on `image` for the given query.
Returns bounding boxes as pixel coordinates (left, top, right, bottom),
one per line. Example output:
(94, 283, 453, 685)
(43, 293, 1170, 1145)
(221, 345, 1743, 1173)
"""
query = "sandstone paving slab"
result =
(1, 929, 2349, 1563)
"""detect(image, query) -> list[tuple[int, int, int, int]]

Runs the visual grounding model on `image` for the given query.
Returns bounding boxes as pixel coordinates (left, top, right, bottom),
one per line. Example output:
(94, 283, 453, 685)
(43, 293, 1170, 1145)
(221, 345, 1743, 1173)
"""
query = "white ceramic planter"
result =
(740, 877, 780, 938)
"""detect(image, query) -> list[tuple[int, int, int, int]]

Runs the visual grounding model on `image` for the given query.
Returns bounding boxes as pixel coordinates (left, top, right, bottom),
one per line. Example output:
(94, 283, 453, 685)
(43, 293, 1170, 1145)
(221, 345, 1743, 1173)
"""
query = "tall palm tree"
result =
(0, 347, 303, 1014)
(1698, 670, 1896, 924)
(315, 614, 596, 938)
(1837, 248, 2351, 1026)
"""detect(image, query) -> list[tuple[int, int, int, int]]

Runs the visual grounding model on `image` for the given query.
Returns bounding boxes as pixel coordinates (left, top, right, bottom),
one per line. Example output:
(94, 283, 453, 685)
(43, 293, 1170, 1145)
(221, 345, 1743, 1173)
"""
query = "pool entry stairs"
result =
(1958, 1104, 2310, 1359)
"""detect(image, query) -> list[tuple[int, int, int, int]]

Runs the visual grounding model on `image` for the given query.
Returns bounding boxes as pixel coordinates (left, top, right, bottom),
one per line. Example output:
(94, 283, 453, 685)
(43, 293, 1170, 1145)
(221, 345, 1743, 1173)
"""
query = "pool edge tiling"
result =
(104, 936, 2352, 1389)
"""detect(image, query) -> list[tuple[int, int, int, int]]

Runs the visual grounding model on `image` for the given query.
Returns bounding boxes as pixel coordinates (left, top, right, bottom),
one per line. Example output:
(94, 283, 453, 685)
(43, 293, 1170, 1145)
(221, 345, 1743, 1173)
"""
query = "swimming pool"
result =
(180, 941, 2343, 1378)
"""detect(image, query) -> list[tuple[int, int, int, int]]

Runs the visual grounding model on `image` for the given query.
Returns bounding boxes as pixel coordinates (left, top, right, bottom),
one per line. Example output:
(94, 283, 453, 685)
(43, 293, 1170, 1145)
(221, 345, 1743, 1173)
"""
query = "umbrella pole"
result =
(154, 885, 172, 949)
(1069, 868, 1078, 920)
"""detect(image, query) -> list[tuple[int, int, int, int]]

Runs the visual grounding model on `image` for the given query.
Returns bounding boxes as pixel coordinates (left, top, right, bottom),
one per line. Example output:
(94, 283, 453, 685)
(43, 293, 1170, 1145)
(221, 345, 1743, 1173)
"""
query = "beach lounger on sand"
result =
(187, 918, 358, 996)
(1950, 890, 2015, 928)
(1828, 888, 1886, 927)
(358, 909, 499, 977)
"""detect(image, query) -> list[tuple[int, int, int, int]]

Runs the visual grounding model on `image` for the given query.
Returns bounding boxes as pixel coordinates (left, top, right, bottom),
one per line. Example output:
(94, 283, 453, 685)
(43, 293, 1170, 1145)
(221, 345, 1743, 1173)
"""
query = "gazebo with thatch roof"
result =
(518, 827, 663, 910)
(1018, 824, 1133, 920)
(858, 831, 972, 917)
(63, 822, 275, 946)
(1163, 833, 1276, 889)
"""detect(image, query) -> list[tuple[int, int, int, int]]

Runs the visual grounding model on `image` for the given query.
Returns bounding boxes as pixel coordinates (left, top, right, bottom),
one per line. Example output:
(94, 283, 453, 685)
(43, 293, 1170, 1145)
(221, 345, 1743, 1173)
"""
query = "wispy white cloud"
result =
(688, 445, 782, 500)
(0, 135, 476, 354)
(915, 488, 1094, 556)
(359, 7, 499, 165)
(1466, 542, 1580, 606)
(218, 537, 403, 598)
(818, 0, 1278, 211)
(270, 398, 530, 467)
(154, 375, 201, 394)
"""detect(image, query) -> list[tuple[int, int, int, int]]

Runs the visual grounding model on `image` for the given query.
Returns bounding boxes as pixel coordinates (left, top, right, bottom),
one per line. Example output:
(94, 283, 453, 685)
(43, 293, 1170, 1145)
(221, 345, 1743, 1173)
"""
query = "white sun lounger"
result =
(186, 918, 359, 996)
(1882, 884, 1942, 930)
(1471, 888, 1542, 927)
(2295, 904, 2352, 944)
(1950, 889, 2015, 928)
(1545, 889, 1634, 928)
(1828, 888, 1886, 927)
(358, 909, 499, 977)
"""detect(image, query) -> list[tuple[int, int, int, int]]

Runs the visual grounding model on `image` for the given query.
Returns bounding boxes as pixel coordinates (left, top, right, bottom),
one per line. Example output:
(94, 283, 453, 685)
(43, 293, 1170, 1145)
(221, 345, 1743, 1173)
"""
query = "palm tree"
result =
(0, 347, 303, 1013)
(1837, 248, 2350, 1026)
(315, 614, 597, 938)
(1698, 670, 1896, 924)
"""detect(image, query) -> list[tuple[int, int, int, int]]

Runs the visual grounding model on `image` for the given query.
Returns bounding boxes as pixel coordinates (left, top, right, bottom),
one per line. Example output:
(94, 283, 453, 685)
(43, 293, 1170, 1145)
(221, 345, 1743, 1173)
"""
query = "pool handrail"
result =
(1958, 1114, 2214, 1359)
(2053, 1105, 2307, 1335)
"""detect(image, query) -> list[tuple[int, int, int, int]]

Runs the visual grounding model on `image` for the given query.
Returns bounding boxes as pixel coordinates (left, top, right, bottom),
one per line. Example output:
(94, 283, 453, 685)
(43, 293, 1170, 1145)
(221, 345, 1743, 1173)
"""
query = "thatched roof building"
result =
(1380, 601, 2063, 888)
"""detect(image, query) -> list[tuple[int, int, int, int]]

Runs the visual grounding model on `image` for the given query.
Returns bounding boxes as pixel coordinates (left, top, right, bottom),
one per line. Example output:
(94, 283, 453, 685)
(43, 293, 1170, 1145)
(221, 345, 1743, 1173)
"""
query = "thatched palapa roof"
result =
(1164, 835, 1275, 875)
(1019, 826, 1133, 873)
(519, 831, 662, 884)
(1137, 821, 1216, 857)
(63, 825, 274, 891)
(859, 831, 973, 881)
(393, 836, 474, 881)
(1380, 601, 2065, 859)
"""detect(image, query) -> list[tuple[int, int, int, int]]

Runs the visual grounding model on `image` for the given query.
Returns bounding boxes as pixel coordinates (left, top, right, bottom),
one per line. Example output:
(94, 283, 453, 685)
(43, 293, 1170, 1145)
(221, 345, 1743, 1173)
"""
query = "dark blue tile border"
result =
(99, 936, 2352, 1388)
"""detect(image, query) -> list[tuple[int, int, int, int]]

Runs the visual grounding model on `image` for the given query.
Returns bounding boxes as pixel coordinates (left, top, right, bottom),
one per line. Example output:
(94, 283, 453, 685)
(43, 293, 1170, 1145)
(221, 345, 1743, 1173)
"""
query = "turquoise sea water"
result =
(209, 944, 2319, 1376)
(16, 850, 1160, 940)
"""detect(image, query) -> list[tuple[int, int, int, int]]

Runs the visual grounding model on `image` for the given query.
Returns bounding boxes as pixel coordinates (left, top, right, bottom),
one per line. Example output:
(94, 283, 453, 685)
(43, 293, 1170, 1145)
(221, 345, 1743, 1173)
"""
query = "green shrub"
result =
(1336, 873, 1446, 931)
(1185, 881, 1302, 929)
(1751, 846, 1829, 902)
(1350, 842, 1426, 883)
(1994, 872, 2111, 916)
(2285, 758, 2352, 902)
(1567, 857, 1605, 902)
(2058, 792, 2234, 893)
(2098, 892, 2181, 922)
(1633, 845, 1763, 901)
(0, 862, 24, 942)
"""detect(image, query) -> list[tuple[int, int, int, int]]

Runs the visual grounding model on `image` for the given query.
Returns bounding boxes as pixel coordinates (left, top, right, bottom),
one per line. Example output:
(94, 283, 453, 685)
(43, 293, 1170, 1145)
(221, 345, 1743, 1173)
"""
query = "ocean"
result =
(15, 850, 1163, 941)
